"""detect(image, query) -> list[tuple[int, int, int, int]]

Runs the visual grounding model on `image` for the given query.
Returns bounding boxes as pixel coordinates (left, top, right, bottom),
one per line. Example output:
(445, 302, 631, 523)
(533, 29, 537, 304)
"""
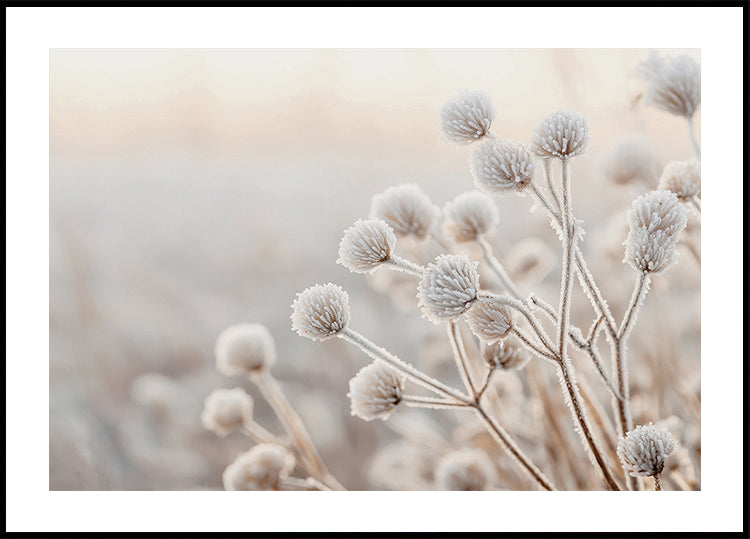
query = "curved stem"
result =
(386, 255, 425, 276)
(401, 395, 471, 409)
(447, 320, 477, 397)
(510, 326, 557, 364)
(338, 327, 472, 405)
(618, 272, 651, 341)
(477, 237, 523, 299)
(687, 117, 700, 158)
(478, 291, 557, 354)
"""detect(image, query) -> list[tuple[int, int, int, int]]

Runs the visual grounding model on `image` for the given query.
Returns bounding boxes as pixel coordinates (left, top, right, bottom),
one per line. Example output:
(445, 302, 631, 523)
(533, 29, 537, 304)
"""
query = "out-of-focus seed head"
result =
(438, 91, 495, 145)
(201, 388, 254, 437)
(347, 361, 405, 422)
(442, 191, 499, 243)
(215, 324, 276, 377)
(435, 449, 496, 490)
(337, 218, 396, 274)
(617, 423, 676, 477)
(290, 283, 351, 341)
(624, 191, 687, 274)
(635, 52, 700, 118)
(530, 109, 589, 159)
(130, 373, 181, 420)
(603, 135, 661, 186)
(417, 254, 480, 324)
(370, 184, 440, 241)
(470, 140, 535, 194)
(658, 159, 701, 201)
(482, 335, 529, 371)
(222, 443, 295, 491)
(466, 296, 514, 343)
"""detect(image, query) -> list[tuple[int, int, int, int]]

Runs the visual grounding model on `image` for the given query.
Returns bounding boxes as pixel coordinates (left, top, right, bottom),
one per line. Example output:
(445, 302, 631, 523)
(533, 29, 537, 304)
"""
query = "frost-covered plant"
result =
(658, 159, 701, 214)
(222, 443, 295, 491)
(439, 91, 495, 145)
(435, 449, 496, 490)
(617, 423, 676, 490)
(201, 388, 254, 437)
(370, 184, 440, 241)
(347, 361, 405, 421)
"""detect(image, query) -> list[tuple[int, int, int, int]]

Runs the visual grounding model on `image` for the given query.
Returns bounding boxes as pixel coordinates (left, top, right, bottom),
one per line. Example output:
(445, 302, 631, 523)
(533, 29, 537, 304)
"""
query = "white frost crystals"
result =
(438, 91, 495, 145)
(635, 52, 700, 119)
(347, 361, 405, 422)
(470, 139, 536, 194)
(623, 190, 687, 274)
(370, 184, 440, 242)
(337, 218, 397, 274)
(442, 191, 499, 243)
(466, 296, 514, 344)
(617, 423, 676, 478)
(530, 109, 589, 160)
(417, 254, 480, 324)
(658, 159, 701, 201)
(290, 283, 351, 341)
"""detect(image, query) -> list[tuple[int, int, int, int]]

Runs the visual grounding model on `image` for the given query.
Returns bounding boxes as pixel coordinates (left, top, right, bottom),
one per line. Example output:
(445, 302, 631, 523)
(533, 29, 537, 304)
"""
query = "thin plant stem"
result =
(447, 320, 477, 397)
(542, 158, 561, 212)
(386, 255, 425, 276)
(478, 291, 557, 354)
(477, 237, 523, 299)
(475, 368, 495, 402)
(339, 327, 472, 404)
(255, 372, 345, 491)
(654, 474, 662, 491)
(510, 326, 557, 364)
(240, 420, 278, 445)
(687, 117, 701, 158)
(401, 395, 471, 409)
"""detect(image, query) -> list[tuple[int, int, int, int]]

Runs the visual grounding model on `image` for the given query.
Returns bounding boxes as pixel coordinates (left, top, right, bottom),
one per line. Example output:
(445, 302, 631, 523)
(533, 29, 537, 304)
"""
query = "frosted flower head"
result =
(417, 254, 480, 324)
(466, 296, 514, 344)
(435, 449, 496, 490)
(617, 423, 676, 477)
(624, 191, 687, 274)
(603, 135, 660, 186)
(337, 218, 396, 274)
(222, 443, 295, 491)
(291, 283, 350, 341)
(347, 361, 405, 422)
(442, 191, 499, 243)
(658, 159, 701, 201)
(130, 373, 180, 419)
(201, 388, 253, 437)
(370, 184, 440, 241)
(482, 335, 529, 371)
(530, 109, 589, 159)
(438, 91, 495, 145)
(470, 139, 535, 194)
(636, 52, 700, 118)
(215, 324, 276, 377)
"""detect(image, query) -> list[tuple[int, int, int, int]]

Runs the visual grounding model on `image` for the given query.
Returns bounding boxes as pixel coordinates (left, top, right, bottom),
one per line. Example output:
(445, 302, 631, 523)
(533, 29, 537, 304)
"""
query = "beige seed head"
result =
(370, 184, 440, 241)
(215, 323, 276, 377)
(442, 191, 499, 243)
(222, 443, 295, 491)
(530, 109, 589, 159)
(347, 361, 405, 422)
(417, 254, 480, 324)
(470, 139, 535, 194)
(636, 52, 700, 118)
(466, 296, 514, 343)
(435, 449, 496, 490)
(658, 159, 701, 201)
(482, 335, 529, 371)
(290, 283, 351, 341)
(337, 218, 396, 274)
(201, 387, 254, 437)
(617, 423, 676, 477)
(603, 135, 661, 186)
(624, 190, 687, 274)
(438, 91, 495, 145)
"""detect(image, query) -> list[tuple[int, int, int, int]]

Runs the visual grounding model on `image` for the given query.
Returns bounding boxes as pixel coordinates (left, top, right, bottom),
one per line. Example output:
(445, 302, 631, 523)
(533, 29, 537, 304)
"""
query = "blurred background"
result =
(50, 48, 700, 490)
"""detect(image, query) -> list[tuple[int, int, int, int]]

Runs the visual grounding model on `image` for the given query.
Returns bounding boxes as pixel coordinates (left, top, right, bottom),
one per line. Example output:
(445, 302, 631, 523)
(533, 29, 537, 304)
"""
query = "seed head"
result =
(636, 52, 700, 118)
(435, 449, 496, 491)
(624, 191, 687, 274)
(530, 109, 589, 159)
(603, 135, 661, 186)
(417, 254, 480, 324)
(442, 191, 499, 243)
(466, 296, 514, 343)
(222, 443, 295, 491)
(347, 361, 405, 422)
(617, 423, 676, 477)
(482, 335, 529, 371)
(291, 283, 350, 341)
(470, 139, 535, 194)
(337, 218, 396, 274)
(438, 91, 495, 145)
(215, 323, 276, 377)
(201, 387, 253, 437)
(658, 159, 701, 201)
(370, 184, 440, 241)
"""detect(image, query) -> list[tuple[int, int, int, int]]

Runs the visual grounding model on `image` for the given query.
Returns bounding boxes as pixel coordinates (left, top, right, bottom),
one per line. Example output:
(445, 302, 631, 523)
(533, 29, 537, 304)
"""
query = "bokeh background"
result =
(49, 48, 700, 490)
